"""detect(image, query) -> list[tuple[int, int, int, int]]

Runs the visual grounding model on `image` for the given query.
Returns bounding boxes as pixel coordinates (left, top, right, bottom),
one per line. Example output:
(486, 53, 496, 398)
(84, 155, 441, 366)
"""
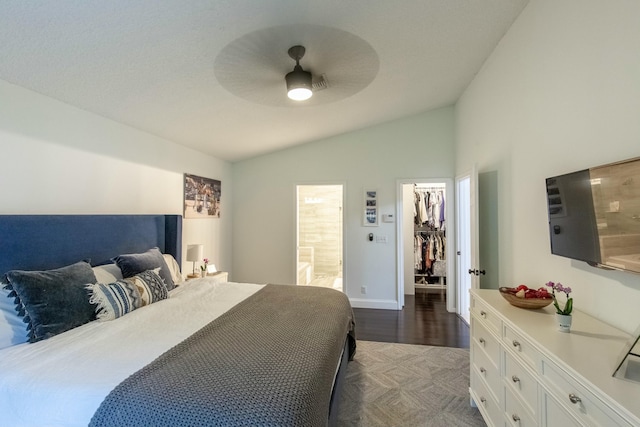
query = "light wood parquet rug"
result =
(336, 341, 486, 427)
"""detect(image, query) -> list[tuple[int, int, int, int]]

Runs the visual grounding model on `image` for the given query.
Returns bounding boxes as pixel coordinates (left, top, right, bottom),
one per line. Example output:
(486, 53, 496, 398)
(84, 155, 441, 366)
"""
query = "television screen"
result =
(546, 157, 640, 274)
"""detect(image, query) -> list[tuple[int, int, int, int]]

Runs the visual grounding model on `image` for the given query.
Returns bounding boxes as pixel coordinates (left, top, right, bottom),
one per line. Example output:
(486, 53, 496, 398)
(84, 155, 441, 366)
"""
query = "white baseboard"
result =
(348, 298, 399, 310)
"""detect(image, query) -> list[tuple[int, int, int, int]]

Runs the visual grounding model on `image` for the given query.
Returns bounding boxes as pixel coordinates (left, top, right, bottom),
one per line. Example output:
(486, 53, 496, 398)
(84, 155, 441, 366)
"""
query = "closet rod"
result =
(414, 183, 445, 187)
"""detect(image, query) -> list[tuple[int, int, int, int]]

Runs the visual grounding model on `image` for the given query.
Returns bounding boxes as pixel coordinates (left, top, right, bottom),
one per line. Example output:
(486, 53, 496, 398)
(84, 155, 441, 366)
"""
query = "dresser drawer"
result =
(472, 317, 501, 366)
(504, 351, 537, 417)
(542, 391, 581, 427)
(472, 341, 501, 403)
(471, 370, 503, 427)
(505, 386, 537, 427)
(503, 324, 540, 371)
(541, 360, 632, 427)
(472, 296, 501, 334)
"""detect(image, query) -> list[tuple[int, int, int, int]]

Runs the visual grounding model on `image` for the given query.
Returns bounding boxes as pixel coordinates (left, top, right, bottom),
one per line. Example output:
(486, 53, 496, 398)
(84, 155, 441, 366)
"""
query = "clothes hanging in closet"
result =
(414, 232, 446, 276)
(414, 189, 445, 231)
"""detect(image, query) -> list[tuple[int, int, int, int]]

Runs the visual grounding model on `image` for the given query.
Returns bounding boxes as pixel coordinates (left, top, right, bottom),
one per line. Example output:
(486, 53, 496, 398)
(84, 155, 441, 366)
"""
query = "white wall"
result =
(0, 79, 232, 274)
(455, 0, 640, 332)
(232, 106, 454, 308)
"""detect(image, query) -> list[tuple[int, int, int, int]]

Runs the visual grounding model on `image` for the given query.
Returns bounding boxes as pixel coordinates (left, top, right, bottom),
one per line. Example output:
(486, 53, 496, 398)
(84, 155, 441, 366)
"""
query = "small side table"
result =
(206, 271, 228, 283)
(185, 271, 228, 283)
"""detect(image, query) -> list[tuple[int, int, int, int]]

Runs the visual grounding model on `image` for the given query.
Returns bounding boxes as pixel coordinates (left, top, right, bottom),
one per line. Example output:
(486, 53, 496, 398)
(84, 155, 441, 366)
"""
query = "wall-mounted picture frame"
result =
(184, 173, 221, 218)
(363, 189, 378, 226)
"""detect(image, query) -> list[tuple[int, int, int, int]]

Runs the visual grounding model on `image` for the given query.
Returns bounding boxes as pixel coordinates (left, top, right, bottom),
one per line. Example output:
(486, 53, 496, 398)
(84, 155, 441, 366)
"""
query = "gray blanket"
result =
(89, 284, 356, 427)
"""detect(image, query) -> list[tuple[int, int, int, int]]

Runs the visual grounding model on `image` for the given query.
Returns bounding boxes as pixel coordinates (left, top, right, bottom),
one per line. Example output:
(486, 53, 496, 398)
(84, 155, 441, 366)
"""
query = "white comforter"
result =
(0, 279, 264, 427)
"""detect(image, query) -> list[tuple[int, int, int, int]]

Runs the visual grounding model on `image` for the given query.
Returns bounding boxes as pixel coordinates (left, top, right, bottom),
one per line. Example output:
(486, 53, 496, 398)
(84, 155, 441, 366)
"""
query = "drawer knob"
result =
(479, 337, 486, 346)
(480, 310, 487, 318)
(480, 397, 487, 404)
(512, 340, 521, 349)
(480, 367, 486, 375)
(511, 375, 520, 383)
(512, 414, 521, 422)
(569, 393, 582, 404)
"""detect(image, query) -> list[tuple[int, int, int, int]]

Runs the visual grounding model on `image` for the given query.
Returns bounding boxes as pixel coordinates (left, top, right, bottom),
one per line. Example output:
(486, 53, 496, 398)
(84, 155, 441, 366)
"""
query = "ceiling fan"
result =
(284, 45, 328, 101)
(213, 25, 377, 107)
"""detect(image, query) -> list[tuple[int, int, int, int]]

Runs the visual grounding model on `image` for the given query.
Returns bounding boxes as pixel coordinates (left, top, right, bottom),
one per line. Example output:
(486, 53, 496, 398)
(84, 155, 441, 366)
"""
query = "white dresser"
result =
(470, 289, 640, 426)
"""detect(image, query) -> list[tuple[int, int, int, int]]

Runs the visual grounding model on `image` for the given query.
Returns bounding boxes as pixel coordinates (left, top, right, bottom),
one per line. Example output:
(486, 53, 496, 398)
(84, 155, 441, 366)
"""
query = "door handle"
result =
(468, 269, 487, 276)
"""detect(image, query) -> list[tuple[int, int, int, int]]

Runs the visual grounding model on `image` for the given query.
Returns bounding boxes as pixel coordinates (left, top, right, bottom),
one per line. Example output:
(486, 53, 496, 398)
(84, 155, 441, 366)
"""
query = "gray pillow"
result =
(112, 247, 175, 291)
(3, 261, 98, 343)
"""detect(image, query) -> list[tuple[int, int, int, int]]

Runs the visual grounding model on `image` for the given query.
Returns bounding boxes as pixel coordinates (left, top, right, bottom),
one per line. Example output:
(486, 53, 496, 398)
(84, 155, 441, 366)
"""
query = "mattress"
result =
(0, 278, 263, 427)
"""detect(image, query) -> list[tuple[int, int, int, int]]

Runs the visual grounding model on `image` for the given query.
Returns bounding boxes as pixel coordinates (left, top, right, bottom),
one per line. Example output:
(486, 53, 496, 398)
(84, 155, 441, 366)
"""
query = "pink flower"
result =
(546, 280, 573, 315)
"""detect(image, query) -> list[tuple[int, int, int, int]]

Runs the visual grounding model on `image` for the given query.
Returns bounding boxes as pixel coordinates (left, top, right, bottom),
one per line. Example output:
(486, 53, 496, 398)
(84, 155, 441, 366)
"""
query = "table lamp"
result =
(186, 244, 204, 277)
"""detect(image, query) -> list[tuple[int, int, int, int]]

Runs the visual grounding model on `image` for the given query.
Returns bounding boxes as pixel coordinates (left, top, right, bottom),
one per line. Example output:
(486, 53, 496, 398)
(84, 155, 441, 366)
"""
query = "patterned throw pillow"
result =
(112, 247, 176, 291)
(3, 261, 98, 342)
(125, 269, 168, 306)
(87, 281, 142, 321)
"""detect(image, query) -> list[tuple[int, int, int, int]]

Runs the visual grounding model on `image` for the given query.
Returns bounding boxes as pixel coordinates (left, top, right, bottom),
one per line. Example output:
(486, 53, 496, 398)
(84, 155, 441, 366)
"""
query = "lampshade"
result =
(186, 244, 204, 262)
(285, 65, 313, 101)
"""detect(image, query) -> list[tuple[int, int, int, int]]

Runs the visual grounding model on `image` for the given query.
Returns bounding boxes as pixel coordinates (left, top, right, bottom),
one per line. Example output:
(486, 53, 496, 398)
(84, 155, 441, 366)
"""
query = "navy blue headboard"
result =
(0, 215, 182, 274)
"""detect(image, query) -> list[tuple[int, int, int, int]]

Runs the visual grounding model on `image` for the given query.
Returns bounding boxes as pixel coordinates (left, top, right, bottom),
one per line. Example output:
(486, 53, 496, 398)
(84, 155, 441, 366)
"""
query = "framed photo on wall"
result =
(184, 173, 221, 218)
(363, 189, 378, 226)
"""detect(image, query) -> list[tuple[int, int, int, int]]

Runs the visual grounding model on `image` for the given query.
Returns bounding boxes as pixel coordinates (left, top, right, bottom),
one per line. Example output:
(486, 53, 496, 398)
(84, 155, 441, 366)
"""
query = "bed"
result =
(0, 215, 355, 427)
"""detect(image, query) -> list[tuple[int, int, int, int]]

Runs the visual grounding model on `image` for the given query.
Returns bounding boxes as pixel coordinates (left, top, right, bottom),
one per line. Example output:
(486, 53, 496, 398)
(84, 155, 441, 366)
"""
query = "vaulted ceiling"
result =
(0, 1, 528, 162)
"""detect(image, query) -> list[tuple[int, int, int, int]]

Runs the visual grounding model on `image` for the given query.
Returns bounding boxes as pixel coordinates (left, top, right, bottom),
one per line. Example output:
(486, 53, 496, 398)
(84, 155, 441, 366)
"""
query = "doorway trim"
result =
(293, 181, 347, 292)
(396, 178, 456, 312)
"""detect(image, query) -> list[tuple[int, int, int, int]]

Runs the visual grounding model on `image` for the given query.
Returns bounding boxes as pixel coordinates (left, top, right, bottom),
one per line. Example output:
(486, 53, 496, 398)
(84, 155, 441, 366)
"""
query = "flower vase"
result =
(556, 314, 572, 333)
(200, 270, 207, 278)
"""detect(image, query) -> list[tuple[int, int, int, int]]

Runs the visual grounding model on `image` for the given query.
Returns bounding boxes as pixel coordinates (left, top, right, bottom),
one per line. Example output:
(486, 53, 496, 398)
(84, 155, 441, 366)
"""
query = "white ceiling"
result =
(0, 0, 528, 162)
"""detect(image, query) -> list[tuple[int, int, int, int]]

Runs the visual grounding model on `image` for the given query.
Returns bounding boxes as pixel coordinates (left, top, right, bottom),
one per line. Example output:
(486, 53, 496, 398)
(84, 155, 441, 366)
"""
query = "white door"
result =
(456, 167, 479, 324)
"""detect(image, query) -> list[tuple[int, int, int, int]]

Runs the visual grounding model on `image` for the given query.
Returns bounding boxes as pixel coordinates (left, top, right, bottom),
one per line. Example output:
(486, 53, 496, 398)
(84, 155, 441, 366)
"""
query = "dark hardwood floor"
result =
(353, 289, 470, 348)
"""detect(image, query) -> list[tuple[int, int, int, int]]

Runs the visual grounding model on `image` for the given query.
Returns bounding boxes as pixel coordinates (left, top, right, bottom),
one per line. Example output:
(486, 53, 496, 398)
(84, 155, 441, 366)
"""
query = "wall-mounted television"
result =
(546, 156, 640, 274)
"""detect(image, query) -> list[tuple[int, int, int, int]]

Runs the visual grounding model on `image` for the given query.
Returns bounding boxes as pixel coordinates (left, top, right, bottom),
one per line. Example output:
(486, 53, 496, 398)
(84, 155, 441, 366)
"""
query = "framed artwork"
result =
(363, 189, 378, 226)
(184, 173, 221, 218)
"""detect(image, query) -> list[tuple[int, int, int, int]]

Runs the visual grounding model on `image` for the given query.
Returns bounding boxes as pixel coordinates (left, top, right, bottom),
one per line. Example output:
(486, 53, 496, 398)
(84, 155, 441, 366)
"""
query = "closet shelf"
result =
(415, 283, 446, 290)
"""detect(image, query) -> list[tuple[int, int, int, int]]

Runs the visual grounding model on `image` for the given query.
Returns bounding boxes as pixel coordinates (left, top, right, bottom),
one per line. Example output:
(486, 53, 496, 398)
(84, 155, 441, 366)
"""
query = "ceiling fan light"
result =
(285, 66, 313, 101)
(288, 87, 313, 101)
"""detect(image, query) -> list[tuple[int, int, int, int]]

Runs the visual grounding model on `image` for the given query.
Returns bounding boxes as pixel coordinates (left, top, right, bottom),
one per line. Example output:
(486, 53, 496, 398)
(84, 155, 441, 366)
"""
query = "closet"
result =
(413, 184, 446, 292)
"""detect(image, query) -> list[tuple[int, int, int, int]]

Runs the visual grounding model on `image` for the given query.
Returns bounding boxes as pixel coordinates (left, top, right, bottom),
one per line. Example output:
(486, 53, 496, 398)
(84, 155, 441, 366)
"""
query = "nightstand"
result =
(184, 271, 228, 283)
(206, 271, 228, 283)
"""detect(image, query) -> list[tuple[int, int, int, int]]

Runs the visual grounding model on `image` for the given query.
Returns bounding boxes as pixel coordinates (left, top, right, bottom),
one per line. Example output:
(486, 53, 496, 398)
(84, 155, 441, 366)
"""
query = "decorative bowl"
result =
(499, 287, 553, 309)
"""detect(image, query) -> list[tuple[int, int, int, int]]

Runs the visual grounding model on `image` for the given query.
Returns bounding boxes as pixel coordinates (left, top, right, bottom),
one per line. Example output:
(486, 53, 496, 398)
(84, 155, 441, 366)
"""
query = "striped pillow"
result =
(125, 269, 168, 307)
(87, 281, 141, 321)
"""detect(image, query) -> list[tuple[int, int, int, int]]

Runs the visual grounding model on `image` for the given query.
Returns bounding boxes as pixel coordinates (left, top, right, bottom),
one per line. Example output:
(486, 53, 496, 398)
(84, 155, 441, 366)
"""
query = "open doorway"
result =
(296, 184, 343, 292)
(397, 179, 455, 311)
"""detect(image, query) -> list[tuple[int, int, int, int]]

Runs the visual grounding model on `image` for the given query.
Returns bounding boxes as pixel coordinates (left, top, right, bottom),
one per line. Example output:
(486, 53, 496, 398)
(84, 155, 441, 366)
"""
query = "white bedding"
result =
(0, 279, 264, 427)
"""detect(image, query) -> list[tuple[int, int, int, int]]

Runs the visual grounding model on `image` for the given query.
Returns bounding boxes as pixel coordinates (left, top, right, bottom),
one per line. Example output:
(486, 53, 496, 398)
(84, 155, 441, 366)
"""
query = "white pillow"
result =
(92, 264, 124, 284)
(163, 254, 184, 285)
(0, 287, 28, 349)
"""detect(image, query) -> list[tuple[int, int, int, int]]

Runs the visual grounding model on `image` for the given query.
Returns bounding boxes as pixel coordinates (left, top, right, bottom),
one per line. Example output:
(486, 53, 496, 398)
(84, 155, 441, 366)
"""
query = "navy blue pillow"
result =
(3, 261, 98, 343)
(112, 247, 175, 291)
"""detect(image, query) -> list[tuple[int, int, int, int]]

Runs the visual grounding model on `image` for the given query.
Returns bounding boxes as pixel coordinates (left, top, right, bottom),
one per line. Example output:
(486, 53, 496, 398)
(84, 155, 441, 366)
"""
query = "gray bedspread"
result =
(89, 284, 356, 427)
